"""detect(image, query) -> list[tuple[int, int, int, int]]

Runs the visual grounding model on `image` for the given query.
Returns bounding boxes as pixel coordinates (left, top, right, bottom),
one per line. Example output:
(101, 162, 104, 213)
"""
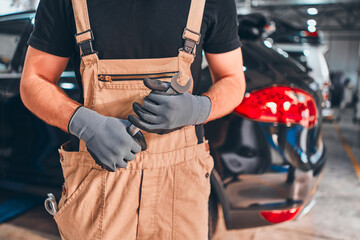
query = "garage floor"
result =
(0, 109, 359, 240)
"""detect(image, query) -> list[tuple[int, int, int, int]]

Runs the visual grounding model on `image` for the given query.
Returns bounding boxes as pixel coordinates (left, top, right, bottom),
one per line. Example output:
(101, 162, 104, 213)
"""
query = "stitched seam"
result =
(92, 67, 98, 109)
(152, 170, 161, 235)
(54, 169, 96, 220)
(136, 170, 144, 238)
(97, 172, 106, 240)
(172, 166, 177, 240)
(141, 140, 200, 155)
(97, 83, 148, 90)
(61, 162, 99, 168)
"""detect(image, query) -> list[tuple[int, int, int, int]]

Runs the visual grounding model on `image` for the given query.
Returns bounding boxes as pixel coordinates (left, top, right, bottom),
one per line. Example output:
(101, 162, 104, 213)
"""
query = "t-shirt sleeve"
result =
(203, 0, 241, 54)
(28, 0, 75, 57)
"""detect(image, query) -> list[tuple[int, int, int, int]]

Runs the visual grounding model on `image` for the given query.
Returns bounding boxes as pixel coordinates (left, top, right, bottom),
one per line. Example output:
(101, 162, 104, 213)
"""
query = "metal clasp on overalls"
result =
(181, 28, 201, 56)
(44, 193, 58, 216)
(75, 29, 98, 57)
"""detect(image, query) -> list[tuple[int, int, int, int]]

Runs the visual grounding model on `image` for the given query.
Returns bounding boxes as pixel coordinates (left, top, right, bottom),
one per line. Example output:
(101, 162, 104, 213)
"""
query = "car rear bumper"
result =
(207, 116, 326, 229)
(211, 161, 325, 229)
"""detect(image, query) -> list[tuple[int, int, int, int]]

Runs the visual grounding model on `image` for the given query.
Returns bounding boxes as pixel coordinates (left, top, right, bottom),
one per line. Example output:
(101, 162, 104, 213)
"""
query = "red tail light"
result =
(260, 207, 302, 224)
(323, 92, 329, 101)
(300, 30, 318, 37)
(234, 86, 318, 128)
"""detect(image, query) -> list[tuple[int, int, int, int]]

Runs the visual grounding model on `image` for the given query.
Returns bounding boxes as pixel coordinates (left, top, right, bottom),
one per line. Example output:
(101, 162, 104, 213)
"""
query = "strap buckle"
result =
(183, 39, 197, 56)
(75, 30, 97, 57)
(181, 28, 201, 56)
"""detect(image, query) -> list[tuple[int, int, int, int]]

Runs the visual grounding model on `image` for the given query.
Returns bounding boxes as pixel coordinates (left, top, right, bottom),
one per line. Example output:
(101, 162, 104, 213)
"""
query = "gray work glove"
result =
(128, 78, 212, 134)
(68, 107, 142, 172)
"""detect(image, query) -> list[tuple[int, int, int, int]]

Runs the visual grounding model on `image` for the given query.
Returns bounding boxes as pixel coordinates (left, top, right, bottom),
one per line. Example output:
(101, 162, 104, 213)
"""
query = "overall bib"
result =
(54, 0, 214, 239)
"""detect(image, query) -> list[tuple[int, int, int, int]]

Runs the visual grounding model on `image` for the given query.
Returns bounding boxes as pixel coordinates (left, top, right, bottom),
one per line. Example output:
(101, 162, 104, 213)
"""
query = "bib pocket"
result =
(93, 72, 175, 123)
(98, 71, 177, 82)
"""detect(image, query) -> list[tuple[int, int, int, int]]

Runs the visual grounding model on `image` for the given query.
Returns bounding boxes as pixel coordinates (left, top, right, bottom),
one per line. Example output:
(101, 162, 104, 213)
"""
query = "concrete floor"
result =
(1, 109, 359, 240)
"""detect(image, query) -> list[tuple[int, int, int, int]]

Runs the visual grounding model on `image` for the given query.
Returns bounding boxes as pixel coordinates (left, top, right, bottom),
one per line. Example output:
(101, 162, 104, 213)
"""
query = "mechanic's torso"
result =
(58, 0, 220, 94)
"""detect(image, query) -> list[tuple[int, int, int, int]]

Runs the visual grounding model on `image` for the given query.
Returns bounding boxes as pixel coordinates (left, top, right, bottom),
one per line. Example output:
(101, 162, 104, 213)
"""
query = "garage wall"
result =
(322, 32, 360, 85)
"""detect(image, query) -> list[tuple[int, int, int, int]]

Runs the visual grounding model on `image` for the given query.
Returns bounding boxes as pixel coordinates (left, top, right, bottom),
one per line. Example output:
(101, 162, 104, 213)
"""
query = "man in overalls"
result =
(20, 0, 245, 239)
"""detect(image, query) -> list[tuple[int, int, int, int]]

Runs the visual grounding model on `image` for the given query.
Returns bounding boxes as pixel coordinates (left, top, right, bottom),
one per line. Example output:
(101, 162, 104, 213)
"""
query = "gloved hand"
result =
(128, 78, 212, 134)
(68, 107, 142, 172)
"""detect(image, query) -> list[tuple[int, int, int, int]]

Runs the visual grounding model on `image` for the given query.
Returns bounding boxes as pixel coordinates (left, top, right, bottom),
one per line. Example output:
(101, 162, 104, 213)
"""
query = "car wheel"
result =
(208, 190, 218, 240)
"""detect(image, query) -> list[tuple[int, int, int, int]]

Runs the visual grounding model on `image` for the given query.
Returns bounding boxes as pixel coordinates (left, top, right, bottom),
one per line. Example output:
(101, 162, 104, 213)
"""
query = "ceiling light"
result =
(307, 8, 318, 15)
(307, 19, 317, 26)
(264, 40, 272, 48)
(308, 26, 316, 32)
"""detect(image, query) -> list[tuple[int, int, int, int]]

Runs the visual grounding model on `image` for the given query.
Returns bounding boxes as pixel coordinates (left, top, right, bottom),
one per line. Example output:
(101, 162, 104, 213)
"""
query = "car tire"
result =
(208, 190, 218, 240)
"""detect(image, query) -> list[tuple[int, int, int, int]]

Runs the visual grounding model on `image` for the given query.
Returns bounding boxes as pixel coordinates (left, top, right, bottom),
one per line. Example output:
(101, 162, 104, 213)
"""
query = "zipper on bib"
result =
(99, 75, 113, 82)
(98, 71, 177, 82)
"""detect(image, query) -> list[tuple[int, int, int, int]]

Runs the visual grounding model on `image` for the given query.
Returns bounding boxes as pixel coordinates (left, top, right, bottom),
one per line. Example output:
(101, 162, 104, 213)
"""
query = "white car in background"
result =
(268, 18, 334, 119)
(275, 43, 333, 118)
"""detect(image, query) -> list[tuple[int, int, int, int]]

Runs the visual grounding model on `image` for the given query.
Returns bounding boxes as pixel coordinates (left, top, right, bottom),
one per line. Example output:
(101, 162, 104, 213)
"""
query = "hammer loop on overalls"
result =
(54, 0, 214, 239)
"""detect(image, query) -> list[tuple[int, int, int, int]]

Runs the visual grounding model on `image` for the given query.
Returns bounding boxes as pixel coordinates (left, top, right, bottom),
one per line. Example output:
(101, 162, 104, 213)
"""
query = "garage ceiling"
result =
(250, 0, 357, 6)
(236, 0, 360, 33)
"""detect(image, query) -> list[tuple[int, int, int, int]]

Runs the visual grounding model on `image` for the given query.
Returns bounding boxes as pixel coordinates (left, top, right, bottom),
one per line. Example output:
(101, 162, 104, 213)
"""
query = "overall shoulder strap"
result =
(182, 0, 207, 55)
(71, 0, 96, 57)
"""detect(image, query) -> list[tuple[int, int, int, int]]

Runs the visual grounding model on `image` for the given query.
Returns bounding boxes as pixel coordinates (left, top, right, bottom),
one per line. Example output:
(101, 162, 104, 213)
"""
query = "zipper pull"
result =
(105, 76, 112, 83)
(99, 75, 112, 83)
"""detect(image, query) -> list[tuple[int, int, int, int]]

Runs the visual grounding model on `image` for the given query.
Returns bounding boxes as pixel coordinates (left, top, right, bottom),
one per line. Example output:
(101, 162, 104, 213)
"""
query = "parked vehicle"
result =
(0, 11, 326, 238)
(268, 18, 333, 120)
(267, 17, 321, 45)
(204, 14, 326, 237)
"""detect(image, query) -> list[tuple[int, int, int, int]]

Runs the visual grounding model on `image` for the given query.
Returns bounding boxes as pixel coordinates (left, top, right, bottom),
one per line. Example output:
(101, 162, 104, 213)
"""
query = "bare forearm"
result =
(203, 48, 246, 122)
(203, 73, 245, 122)
(20, 75, 80, 132)
(20, 47, 80, 133)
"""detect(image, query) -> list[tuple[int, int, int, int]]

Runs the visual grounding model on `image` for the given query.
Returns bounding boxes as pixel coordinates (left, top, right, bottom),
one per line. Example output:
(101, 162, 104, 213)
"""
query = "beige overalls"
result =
(53, 0, 214, 239)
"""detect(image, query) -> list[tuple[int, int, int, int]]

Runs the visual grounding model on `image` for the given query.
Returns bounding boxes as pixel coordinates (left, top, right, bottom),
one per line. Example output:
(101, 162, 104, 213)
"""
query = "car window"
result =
(0, 19, 28, 73)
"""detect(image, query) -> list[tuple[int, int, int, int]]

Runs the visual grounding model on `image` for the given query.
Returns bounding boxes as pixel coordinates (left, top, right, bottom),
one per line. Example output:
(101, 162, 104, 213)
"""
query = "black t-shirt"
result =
(28, 0, 240, 96)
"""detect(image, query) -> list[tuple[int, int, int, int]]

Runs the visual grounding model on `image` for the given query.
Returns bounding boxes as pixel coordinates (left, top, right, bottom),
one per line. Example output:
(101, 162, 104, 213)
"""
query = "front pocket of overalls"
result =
(55, 142, 105, 239)
(94, 73, 174, 118)
(58, 141, 97, 203)
(95, 79, 149, 118)
(55, 168, 97, 218)
(54, 169, 105, 240)
(174, 149, 214, 204)
(98, 72, 176, 82)
(173, 150, 214, 240)
(185, 153, 214, 198)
